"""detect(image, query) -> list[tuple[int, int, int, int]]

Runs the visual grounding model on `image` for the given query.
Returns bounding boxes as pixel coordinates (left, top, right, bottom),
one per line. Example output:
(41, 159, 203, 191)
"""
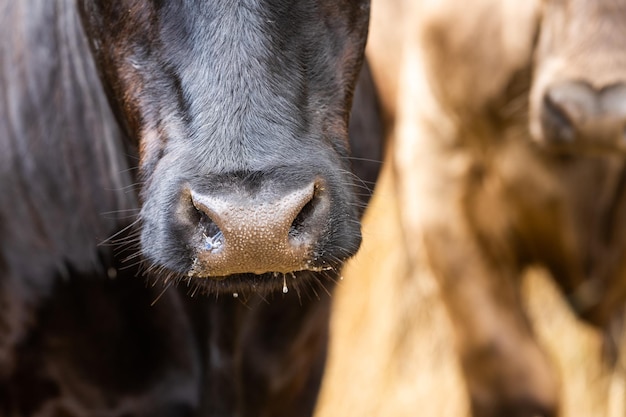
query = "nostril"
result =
(191, 197, 224, 252)
(289, 193, 317, 239)
(541, 91, 576, 143)
(540, 81, 599, 144)
(198, 212, 224, 252)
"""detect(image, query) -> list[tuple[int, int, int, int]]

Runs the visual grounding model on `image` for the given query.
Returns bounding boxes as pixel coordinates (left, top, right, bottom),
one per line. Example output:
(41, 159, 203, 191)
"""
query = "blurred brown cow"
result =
(366, 1, 626, 416)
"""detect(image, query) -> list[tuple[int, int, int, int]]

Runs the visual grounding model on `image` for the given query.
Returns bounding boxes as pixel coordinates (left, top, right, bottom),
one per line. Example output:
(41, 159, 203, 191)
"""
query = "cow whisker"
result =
(150, 280, 172, 306)
(342, 156, 383, 164)
(99, 217, 142, 246)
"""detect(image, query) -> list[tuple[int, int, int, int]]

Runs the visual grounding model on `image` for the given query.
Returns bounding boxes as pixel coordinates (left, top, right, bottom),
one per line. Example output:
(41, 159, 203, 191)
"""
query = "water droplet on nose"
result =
(204, 233, 223, 252)
(282, 275, 288, 294)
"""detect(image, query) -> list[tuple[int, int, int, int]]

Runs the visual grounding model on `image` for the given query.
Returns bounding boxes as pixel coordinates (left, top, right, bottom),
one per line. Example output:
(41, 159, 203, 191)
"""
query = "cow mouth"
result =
(177, 267, 340, 297)
(533, 140, 626, 156)
(186, 250, 337, 280)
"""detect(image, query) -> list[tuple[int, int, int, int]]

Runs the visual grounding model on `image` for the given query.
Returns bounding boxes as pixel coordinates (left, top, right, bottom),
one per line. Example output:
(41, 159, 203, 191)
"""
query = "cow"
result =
(365, 0, 626, 416)
(0, 0, 381, 416)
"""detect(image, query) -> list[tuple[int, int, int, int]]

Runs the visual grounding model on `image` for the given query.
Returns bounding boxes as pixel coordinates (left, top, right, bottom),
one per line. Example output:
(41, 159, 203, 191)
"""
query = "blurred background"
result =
(315, 156, 624, 417)
(315, 0, 626, 415)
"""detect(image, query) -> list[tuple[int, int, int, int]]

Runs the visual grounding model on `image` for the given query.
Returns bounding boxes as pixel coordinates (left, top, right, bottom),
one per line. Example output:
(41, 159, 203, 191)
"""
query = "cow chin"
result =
(184, 270, 339, 296)
(137, 162, 362, 295)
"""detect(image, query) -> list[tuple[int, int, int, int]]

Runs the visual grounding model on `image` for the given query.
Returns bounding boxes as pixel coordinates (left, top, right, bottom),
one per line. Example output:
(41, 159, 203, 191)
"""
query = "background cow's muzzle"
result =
(536, 80, 626, 154)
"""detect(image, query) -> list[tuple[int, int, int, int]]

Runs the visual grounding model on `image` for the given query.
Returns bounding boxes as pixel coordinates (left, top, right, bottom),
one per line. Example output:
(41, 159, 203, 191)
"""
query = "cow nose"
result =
(540, 80, 626, 151)
(187, 181, 329, 277)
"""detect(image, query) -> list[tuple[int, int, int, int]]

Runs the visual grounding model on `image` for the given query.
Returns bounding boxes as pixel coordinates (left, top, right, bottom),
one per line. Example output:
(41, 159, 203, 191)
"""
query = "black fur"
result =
(0, 0, 380, 415)
(76, 0, 372, 292)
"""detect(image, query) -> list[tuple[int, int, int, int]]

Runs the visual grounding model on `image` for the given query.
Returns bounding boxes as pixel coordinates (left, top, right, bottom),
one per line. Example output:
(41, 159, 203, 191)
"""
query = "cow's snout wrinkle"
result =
(187, 180, 329, 277)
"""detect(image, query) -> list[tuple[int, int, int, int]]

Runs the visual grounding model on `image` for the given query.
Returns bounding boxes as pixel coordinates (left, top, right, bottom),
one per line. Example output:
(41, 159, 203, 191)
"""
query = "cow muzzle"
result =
(535, 80, 626, 154)
(184, 180, 330, 277)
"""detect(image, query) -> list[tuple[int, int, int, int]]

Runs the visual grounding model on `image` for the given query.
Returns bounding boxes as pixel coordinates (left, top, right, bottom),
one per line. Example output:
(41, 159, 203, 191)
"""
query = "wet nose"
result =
(187, 181, 329, 277)
(540, 80, 626, 151)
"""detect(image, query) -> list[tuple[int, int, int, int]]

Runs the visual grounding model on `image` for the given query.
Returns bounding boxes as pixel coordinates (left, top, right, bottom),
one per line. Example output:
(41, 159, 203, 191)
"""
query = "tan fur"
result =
(318, 0, 626, 416)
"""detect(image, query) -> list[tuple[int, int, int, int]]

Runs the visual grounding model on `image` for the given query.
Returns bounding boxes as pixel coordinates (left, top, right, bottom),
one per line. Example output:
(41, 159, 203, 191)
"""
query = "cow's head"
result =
(530, 0, 626, 154)
(527, 0, 626, 329)
(78, 0, 370, 293)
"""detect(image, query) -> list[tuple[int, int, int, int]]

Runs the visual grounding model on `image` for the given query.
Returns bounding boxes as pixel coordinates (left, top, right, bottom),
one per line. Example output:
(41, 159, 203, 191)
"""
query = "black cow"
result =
(0, 0, 381, 416)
